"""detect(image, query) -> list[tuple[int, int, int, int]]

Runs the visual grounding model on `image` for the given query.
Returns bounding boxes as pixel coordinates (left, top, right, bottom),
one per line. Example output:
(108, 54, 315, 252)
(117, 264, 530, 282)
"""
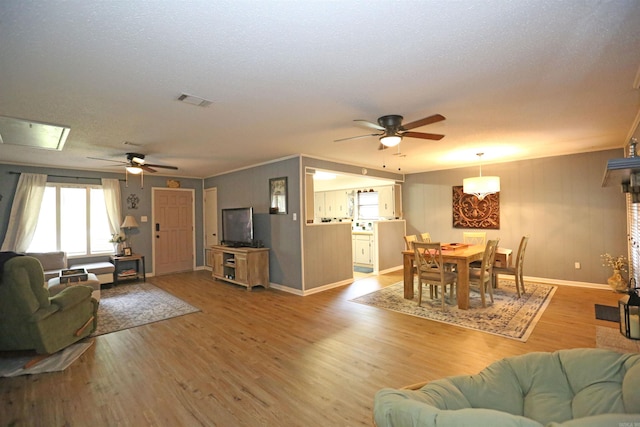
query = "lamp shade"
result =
(463, 176, 500, 200)
(126, 166, 143, 175)
(121, 215, 139, 228)
(380, 135, 402, 147)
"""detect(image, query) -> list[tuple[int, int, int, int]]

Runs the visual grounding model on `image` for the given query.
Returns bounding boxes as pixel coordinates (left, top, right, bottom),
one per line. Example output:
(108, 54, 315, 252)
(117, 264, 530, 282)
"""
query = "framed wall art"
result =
(452, 185, 500, 229)
(269, 177, 288, 214)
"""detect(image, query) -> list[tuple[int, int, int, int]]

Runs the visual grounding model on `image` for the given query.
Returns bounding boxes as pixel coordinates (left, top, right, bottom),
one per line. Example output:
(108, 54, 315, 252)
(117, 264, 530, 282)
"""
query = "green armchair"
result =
(0, 255, 98, 354)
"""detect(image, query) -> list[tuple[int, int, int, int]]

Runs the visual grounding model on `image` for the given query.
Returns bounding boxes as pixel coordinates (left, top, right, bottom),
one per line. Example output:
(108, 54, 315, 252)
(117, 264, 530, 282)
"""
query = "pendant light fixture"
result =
(463, 153, 500, 200)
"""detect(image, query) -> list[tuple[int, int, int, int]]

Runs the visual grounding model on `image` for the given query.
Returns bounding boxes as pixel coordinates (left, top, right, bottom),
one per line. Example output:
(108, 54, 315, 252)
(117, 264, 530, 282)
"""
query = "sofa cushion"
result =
(374, 348, 640, 427)
(69, 261, 114, 276)
(25, 251, 67, 271)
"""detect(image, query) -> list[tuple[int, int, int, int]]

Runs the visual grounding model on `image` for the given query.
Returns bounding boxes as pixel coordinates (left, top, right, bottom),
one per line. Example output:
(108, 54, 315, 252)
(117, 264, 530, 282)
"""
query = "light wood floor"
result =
(0, 270, 624, 426)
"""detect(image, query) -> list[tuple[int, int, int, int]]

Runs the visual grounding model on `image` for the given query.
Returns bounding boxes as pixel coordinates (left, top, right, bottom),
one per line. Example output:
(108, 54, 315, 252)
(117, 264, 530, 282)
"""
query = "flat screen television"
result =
(221, 207, 254, 247)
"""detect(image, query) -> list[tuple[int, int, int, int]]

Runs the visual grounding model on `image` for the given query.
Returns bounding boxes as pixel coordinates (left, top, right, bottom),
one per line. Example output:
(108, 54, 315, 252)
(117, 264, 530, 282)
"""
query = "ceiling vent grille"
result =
(177, 93, 213, 107)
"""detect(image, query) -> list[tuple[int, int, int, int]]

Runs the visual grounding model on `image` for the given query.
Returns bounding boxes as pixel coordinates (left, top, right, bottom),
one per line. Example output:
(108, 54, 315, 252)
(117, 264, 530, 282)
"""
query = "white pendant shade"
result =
(463, 176, 500, 200)
(463, 152, 500, 200)
(380, 135, 402, 147)
(126, 166, 143, 175)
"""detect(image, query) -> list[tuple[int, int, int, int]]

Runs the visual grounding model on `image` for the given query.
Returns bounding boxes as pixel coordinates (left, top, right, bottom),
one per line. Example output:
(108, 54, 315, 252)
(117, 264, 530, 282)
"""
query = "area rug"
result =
(350, 279, 556, 342)
(0, 341, 93, 377)
(354, 266, 374, 274)
(595, 304, 620, 322)
(93, 282, 200, 336)
(596, 326, 640, 353)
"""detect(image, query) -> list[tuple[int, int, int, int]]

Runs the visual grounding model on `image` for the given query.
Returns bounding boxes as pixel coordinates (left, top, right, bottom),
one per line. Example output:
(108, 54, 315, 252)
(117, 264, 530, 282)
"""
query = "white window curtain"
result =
(1, 173, 48, 252)
(101, 178, 122, 236)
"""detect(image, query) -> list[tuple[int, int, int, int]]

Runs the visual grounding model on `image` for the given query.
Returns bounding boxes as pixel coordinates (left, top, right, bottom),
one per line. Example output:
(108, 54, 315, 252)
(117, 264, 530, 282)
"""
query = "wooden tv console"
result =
(210, 245, 270, 290)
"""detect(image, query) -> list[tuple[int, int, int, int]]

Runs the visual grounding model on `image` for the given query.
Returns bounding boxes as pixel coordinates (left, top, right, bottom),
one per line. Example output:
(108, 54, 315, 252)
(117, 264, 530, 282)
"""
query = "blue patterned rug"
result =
(350, 279, 556, 342)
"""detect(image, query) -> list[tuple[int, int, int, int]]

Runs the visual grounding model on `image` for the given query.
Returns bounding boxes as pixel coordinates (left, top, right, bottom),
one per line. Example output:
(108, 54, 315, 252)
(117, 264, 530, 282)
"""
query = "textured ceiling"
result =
(1, 0, 639, 179)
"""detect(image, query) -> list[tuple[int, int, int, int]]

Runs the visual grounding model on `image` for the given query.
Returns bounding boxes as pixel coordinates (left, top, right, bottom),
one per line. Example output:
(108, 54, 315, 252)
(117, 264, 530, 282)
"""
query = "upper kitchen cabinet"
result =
(377, 184, 402, 219)
(315, 190, 350, 219)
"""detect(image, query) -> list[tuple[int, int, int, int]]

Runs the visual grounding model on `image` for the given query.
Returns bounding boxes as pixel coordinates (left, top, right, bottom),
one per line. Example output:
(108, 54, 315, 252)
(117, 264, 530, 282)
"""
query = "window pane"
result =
(60, 187, 87, 256)
(90, 188, 113, 254)
(27, 187, 57, 253)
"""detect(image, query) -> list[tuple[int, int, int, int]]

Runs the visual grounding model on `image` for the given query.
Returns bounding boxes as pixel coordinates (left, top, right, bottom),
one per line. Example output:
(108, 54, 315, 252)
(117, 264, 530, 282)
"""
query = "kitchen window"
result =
(358, 191, 379, 220)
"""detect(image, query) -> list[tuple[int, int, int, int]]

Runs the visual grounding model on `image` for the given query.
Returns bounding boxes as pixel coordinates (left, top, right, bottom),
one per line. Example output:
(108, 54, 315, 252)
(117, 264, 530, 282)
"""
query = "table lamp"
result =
(120, 215, 139, 252)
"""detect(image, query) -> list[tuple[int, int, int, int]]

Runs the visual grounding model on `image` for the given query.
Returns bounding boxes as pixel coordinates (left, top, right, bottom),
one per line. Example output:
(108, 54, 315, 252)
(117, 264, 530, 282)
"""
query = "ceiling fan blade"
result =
(353, 119, 385, 131)
(402, 131, 445, 140)
(140, 165, 157, 173)
(401, 114, 446, 131)
(87, 156, 127, 165)
(144, 163, 179, 170)
(334, 133, 380, 142)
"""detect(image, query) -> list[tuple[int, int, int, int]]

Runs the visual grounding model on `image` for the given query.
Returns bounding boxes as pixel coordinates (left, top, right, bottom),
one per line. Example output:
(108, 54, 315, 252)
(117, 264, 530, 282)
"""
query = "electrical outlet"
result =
(574, 262, 581, 269)
(293, 213, 297, 221)
(141, 216, 148, 222)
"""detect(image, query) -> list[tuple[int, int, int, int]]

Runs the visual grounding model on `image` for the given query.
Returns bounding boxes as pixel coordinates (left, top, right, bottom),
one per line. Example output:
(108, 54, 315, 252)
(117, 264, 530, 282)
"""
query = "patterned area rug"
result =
(350, 279, 556, 342)
(596, 326, 640, 353)
(93, 282, 200, 336)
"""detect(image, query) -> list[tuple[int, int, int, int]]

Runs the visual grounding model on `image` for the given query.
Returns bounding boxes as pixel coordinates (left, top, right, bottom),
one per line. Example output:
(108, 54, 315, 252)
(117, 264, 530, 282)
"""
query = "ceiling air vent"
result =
(177, 93, 213, 107)
(0, 115, 70, 151)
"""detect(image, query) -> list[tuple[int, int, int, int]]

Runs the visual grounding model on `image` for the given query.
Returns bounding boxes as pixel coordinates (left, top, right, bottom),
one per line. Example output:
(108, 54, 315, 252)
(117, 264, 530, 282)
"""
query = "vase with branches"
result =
(601, 253, 628, 293)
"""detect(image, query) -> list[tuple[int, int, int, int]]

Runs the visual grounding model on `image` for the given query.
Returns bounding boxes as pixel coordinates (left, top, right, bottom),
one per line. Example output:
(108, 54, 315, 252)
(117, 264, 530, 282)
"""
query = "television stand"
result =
(210, 245, 269, 290)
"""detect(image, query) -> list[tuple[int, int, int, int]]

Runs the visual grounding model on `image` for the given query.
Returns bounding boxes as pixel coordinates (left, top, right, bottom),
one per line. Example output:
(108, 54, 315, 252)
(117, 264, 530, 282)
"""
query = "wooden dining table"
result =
(402, 244, 486, 310)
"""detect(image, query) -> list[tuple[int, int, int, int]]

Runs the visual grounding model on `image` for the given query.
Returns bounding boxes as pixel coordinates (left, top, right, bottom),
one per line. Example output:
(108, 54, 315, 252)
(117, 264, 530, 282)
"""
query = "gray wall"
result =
(204, 156, 302, 289)
(0, 163, 204, 273)
(403, 149, 627, 284)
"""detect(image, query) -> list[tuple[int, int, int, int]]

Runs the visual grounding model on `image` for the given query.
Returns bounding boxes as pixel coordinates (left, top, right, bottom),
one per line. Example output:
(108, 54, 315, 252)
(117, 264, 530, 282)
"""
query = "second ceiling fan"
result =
(335, 113, 445, 149)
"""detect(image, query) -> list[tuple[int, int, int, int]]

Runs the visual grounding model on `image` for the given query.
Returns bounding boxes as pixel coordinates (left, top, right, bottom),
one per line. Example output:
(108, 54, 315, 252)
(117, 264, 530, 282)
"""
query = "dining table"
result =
(402, 244, 486, 310)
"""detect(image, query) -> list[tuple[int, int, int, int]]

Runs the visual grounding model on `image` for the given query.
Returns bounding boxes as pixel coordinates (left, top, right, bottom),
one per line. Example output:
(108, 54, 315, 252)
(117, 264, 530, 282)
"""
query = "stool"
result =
(48, 273, 101, 302)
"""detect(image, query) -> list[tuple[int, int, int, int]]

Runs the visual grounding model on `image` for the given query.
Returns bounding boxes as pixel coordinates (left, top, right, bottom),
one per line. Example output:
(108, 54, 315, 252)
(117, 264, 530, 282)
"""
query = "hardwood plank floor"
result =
(0, 270, 625, 426)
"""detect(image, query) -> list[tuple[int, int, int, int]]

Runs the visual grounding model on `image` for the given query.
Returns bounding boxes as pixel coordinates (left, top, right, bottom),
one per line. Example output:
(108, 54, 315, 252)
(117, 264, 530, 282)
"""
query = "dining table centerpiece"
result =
(601, 253, 628, 293)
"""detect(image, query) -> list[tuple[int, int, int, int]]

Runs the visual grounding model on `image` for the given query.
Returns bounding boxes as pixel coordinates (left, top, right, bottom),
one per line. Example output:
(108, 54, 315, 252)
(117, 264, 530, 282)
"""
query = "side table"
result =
(110, 254, 146, 286)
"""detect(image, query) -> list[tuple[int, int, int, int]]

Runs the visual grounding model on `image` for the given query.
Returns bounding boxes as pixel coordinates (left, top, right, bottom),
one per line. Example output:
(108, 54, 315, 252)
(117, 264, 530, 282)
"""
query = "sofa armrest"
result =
(50, 285, 92, 311)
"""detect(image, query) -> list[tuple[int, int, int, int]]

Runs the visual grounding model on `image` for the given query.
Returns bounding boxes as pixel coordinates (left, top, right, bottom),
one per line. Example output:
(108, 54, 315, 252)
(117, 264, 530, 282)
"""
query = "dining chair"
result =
(493, 235, 530, 297)
(419, 232, 432, 242)
(465, 231, 487, 268)
(463, 231, 486, 246)
(468, 239, 499, 307)
(404, 235, 418, 250)
(413, 242, 457, 309)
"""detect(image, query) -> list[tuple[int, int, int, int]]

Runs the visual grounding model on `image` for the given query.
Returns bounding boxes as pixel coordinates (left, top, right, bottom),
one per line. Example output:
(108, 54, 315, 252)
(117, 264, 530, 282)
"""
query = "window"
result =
(27, 184, 113, 256)
(358, 191, 379, 220)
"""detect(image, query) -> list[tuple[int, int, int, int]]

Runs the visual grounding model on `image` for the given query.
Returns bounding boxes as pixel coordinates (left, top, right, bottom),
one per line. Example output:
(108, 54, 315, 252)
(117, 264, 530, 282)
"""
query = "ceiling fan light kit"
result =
(336, 113, 446, 151)
(380, 135, 402, 147)
(463, 153, 500, 200)
(126, 165, 143, 175)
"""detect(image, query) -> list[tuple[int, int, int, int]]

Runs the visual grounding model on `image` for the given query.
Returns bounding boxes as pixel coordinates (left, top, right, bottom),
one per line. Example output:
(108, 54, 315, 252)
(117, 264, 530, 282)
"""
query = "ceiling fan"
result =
(335, 114, 445, 149)
(89, 152, 179, 174)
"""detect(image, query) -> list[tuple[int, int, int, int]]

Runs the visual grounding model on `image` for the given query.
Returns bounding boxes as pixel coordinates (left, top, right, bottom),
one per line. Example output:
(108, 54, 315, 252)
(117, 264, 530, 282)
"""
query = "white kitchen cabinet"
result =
(316, 190, 349, 218)
(354, 234, 373, 265)
(315, 192, 326, 218)
(378, 185, 401, 218)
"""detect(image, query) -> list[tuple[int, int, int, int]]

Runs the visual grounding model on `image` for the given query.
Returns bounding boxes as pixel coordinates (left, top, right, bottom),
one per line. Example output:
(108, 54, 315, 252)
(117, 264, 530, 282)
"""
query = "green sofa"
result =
(0, 255, 98, 354)
(374, 348, 640, 427)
